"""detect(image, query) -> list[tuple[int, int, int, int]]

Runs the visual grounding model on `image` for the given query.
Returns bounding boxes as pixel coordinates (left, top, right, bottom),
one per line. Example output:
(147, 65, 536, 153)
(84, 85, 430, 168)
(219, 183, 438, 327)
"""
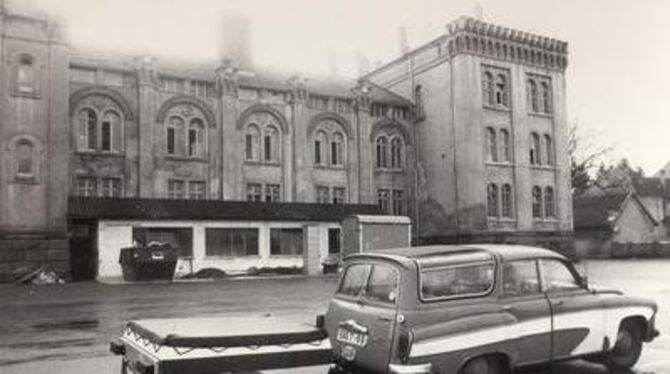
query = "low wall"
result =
(611, 242, 670, 259)
(0, 237, 69, 282)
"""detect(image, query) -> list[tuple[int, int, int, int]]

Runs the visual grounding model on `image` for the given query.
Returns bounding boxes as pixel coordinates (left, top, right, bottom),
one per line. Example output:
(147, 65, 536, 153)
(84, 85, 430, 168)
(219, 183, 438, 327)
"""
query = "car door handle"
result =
(377, 316, 392, 322)
(551, 300, 564, 307)
(502, 305, 514, 311)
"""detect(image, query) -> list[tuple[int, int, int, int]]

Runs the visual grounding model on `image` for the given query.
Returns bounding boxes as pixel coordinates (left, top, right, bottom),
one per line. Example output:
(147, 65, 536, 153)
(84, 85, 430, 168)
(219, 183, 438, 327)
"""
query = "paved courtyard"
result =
(1, 259, 669, 373)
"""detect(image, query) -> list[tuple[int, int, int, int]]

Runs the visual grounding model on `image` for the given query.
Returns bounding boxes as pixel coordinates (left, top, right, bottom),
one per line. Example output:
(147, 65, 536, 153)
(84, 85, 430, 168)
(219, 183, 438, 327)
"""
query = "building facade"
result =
(0, 8, 573, 282)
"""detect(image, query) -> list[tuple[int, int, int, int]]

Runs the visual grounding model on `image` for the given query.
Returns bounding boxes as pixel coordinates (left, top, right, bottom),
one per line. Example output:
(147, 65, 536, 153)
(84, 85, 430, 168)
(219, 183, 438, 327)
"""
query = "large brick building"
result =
(0, 7, 573, 282)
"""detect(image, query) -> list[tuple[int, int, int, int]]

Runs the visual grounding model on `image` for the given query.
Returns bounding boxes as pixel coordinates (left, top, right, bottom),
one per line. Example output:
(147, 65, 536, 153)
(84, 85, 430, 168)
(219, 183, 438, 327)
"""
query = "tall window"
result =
(264, 126, 279, 162)
(494, 74, 508, 107)
(331, 132, 344, 166)
(17, 55, 36, 94)
(500, 129, 511, 162)
(530, 132, 541, 165)
(77, 176, 97, 197)
(377, 189, 390, 213)
(501, 184, 513, 218)
(101, 177, 122, 197)
(16, 139, 34, 177)
(333, 187, 346, 204)
(532, 186, 542, 219)
(390, 137, 403, 169)
(265, 184, 280, 202)
(527, 79, 538, 112)
(414, 85, 424, 117)
(79, 109, 97, 151)
(487, 183, 499, 218)
(314, 131, 326, 165)
(188, 181, 206, 200)
(168, 180, 185, 199)
(101, 111, 121, 151)
(316, 186, 330, 204)
(376, 136, 388, 168)
(486, 127, 497, 162)
(544, 187, 555, 218)
(483, 71, 494, 106)
(246, 183, 262, 202)
(544, 134, 553, 166)
(188, 119, 205, 157)
(392, 190, 404, 215)
(245, 124, 260, 161)
(541, 81, 552, 113)
(166, 116, 183, 155)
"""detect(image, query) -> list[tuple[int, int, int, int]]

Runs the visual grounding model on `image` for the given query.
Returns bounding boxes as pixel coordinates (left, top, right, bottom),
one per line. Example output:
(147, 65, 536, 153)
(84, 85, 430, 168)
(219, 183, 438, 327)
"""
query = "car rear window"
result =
(337, 263, 399, 304)
(419, 256, 495, 301)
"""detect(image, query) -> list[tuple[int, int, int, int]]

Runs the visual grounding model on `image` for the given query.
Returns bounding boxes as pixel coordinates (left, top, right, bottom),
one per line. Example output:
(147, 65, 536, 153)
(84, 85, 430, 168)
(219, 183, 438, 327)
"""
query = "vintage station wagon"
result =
(324, 245, 659, 374)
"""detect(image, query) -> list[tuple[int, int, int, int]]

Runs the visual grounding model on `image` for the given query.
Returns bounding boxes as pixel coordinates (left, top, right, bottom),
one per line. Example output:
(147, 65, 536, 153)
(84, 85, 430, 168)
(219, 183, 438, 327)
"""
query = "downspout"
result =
(449, 52, 460, 242)
(408, 54, 421, 244)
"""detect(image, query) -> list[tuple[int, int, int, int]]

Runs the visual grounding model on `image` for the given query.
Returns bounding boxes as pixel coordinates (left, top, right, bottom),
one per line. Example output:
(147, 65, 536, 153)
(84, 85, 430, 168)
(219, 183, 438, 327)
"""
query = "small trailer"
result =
(110, 315, 331, 374)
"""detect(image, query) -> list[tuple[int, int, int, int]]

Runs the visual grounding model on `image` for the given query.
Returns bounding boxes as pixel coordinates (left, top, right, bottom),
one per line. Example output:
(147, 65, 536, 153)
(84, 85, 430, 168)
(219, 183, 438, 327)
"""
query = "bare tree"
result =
(568, 122, 612, 195)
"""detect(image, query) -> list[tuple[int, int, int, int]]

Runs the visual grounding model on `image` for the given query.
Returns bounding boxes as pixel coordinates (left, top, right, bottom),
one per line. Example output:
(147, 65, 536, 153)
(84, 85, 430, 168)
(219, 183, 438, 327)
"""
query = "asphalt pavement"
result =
(0, 259, 669, 374)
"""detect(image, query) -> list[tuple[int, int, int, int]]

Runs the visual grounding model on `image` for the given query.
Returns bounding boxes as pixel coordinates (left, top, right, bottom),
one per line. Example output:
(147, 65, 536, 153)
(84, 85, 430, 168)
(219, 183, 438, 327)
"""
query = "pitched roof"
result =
(573, 191, 629, 229)
(631, 177, 664, 197)
(68, 197, 382, 222)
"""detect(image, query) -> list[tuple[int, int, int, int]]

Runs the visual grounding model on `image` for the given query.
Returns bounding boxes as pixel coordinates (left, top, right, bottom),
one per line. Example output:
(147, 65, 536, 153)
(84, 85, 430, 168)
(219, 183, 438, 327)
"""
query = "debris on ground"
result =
(13, 266, 66, 285)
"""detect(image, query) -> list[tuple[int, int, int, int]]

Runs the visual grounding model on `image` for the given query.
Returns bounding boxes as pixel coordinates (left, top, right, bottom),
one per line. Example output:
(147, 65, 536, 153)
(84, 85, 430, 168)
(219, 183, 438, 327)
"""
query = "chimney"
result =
(220, 12, 252, 68)
(398, 26, 409, 55)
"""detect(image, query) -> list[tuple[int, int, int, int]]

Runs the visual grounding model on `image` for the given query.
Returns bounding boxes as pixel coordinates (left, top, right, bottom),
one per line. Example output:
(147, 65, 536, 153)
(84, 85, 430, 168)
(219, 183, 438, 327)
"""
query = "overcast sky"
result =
(13, 0, 670, 175)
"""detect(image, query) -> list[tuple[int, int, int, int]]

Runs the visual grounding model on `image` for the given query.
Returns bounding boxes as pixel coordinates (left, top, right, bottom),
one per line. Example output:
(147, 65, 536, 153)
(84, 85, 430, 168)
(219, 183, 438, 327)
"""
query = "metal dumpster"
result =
(119, 243, 177, 282)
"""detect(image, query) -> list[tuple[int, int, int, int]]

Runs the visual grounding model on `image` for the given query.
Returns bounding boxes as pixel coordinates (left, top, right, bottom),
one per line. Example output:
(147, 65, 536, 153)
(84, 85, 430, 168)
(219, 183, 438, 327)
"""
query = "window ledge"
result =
(203, 255, 262, 259)
(528, 111, 554, 118)
(244, 160, 281, 167)
(11, 90, 40, 99)
(375, 167, 405, 173)
(13, 176, 38, 184)
(529, 165, 557, 171)
(76, 150, 125, 158)
(485, 161, 514, 167)
(314, 164, 347, 171)
(165, 155, 209, 163)
(268, 255, 303, 258)
(483, 104, 511, 113)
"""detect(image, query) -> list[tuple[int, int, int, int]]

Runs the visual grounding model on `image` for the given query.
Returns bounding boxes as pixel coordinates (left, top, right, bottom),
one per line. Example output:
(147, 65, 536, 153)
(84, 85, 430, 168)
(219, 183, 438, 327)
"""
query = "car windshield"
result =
(420, 261, 495, 300)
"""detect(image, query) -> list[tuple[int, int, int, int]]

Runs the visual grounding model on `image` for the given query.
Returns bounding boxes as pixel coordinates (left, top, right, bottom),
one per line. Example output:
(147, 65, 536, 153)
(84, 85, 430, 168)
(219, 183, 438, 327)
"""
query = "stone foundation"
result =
(0, 237, 70, 283)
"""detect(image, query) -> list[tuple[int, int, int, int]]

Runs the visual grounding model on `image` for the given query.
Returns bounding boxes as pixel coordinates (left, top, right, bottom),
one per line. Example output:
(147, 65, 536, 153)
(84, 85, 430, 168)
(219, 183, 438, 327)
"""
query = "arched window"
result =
(414, 85, 424, 117)
(487, 183, 499, 218)
(166, 116, 183, 155)
(544, 187, 555, 218)
(500, 129, 511, 162)
(17, 55, 36, 94)
(78, 108, 97, 151)
(16, 139, 34, 177)
(376, 136, 388, 168)
(486, 127, 497, 162)
(530, 132, 541, 165)
(532, 186, 543, 219)
(245, 124, 260, 161)
(188, 118, 205, 157)
(527, 79, 538, 112)
(541, 81, 552, 113)
(331, 132, 344, 166)
(101, 111, 121, 152)
(313, 130, 327, 165)
(494, 74, 507, 107)
(482, 72, 494, 106)
(501, 184, 513, 218)
(264, 125, 279, 162)
(390, 137, 404, 169)
(544, 134, 553, 166)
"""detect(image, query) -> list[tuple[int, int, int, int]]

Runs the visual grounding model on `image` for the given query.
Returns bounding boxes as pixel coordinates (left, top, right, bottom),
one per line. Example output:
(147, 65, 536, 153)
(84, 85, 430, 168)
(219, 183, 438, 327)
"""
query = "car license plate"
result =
(337, 328, 368, 347)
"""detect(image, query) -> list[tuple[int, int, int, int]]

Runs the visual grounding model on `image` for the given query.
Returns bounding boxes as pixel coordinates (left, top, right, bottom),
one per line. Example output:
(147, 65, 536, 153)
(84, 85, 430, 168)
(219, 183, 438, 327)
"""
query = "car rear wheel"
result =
(460, 356, 507, 374)
(605, 320, 643, 370)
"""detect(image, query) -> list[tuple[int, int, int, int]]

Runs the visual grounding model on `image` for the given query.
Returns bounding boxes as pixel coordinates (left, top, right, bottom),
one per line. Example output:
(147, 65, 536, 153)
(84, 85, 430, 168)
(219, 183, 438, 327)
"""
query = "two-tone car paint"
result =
(324, 245, 659, 374)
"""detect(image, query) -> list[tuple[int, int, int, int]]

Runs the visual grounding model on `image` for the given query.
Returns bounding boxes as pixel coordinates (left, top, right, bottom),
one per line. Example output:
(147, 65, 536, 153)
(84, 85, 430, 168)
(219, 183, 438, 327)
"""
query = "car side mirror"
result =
(573, 262, 590, 289)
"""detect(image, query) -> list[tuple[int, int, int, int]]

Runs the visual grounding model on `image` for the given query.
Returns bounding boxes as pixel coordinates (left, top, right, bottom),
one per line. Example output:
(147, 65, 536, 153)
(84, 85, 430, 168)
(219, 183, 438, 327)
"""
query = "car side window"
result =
(338, 264, 370, 297)
(540, 259, 581, 292)
(364, 264, 399, 304)
(502, 259, 541, 297)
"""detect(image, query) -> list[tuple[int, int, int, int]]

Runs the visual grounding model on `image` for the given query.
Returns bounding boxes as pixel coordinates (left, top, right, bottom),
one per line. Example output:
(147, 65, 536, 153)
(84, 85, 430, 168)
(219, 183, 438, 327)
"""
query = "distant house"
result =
(573, 191, 661, 257)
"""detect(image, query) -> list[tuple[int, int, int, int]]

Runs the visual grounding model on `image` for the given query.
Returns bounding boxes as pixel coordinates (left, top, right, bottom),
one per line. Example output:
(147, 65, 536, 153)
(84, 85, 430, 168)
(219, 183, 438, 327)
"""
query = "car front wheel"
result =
(460, 356, 507, 374)
(605, 320, 643, 370)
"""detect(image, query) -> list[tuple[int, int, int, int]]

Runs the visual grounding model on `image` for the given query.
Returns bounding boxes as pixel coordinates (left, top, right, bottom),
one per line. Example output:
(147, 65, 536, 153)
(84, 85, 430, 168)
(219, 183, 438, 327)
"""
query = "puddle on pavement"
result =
(31, 319, 99, 331)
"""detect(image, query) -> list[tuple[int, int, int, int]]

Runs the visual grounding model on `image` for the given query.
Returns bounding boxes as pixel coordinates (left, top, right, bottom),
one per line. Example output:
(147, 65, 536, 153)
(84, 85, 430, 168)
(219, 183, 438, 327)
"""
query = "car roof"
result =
(345, 244, 566, 264)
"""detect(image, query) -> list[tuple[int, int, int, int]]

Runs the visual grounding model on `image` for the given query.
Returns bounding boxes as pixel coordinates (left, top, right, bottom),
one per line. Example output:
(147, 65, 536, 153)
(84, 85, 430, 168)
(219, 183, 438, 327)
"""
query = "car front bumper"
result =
(389, 362, 433, 374)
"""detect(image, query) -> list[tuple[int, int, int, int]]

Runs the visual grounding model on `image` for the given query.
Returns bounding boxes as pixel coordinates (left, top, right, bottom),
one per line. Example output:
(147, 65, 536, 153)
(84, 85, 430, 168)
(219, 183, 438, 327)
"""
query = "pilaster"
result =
(134, 56, 158, 198)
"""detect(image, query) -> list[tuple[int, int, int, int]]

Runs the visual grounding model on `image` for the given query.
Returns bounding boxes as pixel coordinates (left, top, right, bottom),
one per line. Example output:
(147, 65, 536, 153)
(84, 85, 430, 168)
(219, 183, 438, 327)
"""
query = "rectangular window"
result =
(70, 67, 96, 83)
(101, 120, 111, 151)
(167, 128, 175, 155)
(328, 228, 341, 254)
(316, 186, 330, 204)
(161, 77, 183, 93)
(168, 180, 185, 199)
(246, 135, 254, 160)
(314, 140, 321, 165)
(188, 128, 197, 156)
(103, 70, 124, 86)
(377, 189, 390, 214)
(101, 177, 122, 197)
(270, 228, 303, 256)
(188, 181, 206, 200)
(133, 227, 193, 257)
(77, 176, 97, 197)
(264, 136, 272, 161)
(265, 184, 280, 202)
(205, 228, 259, 256)
(333, 187, 346, 204)
(392, 190, 404, 215)
(246, 183, 262, 202)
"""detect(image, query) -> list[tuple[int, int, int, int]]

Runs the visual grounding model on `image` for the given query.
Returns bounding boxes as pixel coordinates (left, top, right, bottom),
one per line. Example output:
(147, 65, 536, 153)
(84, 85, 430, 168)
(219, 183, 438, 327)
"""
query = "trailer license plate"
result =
(337, 328, 368, 347)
